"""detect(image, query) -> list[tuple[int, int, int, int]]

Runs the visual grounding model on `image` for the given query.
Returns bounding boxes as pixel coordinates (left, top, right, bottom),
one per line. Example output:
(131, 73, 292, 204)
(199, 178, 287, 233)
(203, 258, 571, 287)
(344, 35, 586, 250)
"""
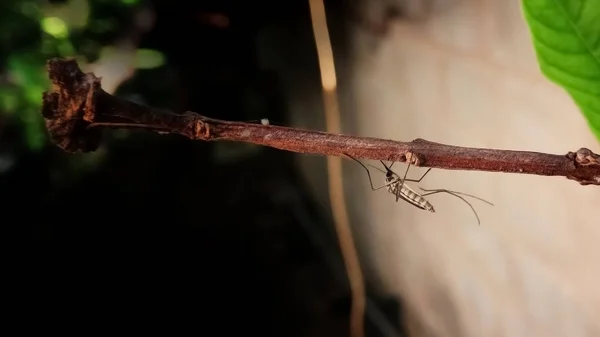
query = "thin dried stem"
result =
(308, 0, 366, 336)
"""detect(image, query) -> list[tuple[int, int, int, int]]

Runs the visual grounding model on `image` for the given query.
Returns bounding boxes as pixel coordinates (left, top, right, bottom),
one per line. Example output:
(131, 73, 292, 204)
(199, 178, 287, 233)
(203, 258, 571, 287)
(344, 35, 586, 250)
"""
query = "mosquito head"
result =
(379, 161, 395, 179)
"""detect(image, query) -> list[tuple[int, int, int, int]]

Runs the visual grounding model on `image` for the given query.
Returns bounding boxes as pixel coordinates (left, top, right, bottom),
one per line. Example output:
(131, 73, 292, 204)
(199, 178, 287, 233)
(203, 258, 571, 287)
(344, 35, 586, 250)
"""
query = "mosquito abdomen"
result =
(397, 183, 436, 213)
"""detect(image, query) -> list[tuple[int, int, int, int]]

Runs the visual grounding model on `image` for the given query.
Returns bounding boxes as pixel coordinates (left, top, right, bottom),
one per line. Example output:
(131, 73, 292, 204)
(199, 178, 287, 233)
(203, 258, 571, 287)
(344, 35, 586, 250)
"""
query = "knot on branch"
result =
(41, 58, 102, 152)
(566, 147, 600, 185)
(573, 148, 600, 166)
(185, 113, 210, 139)
(404, 151, 423, 166)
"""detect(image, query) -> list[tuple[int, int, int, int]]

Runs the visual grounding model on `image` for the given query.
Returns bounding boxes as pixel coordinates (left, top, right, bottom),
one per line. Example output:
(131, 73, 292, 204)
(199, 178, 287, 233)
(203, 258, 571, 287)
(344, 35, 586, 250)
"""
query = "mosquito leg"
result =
(378, 156, 433, 184)
(400, 159, 411, 192)
(377, 157, 410, 201)
(420, 188, 494, 206)
(378, 160, 402, 202)
(371, 180, 402, 191)
(391, 160, 410, 203)
(343, 153, 400, 191)
(403, 168, 433, 183)
(395, 186, 402, 202)
(419, 189, 489, 225)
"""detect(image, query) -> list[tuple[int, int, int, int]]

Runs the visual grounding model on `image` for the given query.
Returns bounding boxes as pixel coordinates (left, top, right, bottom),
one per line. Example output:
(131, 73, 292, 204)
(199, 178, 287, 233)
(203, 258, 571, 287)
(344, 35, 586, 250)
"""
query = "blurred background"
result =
(10, 0, 402, 336)
(9, 0, 600, 336)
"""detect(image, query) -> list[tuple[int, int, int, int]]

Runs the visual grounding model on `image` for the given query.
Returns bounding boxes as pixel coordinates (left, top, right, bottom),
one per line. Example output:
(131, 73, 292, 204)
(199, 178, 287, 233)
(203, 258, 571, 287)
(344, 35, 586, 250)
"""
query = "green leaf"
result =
(522, 0, 600, 142)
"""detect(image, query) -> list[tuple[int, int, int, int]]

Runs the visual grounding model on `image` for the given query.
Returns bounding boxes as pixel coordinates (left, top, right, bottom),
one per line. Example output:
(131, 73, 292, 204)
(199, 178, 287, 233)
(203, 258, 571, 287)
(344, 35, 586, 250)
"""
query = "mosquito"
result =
(343, 153, 494, 225)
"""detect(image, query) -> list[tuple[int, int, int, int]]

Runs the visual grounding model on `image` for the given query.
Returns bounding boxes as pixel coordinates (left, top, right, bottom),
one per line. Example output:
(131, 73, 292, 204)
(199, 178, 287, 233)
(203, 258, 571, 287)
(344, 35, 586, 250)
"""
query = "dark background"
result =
(4, 0, 406, 335)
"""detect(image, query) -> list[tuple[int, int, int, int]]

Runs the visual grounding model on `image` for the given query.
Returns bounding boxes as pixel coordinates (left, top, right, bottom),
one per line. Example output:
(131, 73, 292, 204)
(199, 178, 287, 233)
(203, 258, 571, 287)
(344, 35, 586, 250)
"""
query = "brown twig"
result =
(41, 57, 600, 186)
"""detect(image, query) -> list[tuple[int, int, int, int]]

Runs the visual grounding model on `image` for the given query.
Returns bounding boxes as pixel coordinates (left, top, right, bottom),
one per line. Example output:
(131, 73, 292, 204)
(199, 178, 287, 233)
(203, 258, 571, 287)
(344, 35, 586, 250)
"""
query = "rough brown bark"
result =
(41, 57, 600, 186)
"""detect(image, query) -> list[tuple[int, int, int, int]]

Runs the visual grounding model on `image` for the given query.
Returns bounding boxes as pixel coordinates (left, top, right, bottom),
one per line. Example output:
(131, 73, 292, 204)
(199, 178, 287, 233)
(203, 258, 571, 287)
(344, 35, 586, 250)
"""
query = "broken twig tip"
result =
(42, 58, 104, 153)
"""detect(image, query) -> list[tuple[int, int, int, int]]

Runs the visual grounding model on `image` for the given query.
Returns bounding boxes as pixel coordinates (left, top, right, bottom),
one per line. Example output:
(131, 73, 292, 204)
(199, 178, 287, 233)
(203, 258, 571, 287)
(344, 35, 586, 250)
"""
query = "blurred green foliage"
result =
(0, 0, 162, 151)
